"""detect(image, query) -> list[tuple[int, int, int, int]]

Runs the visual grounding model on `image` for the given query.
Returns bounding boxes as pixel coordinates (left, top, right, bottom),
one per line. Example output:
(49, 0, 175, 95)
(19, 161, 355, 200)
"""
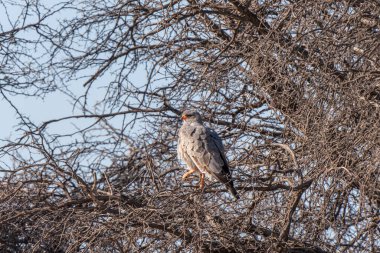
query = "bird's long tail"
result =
(227, 181, 240, 200)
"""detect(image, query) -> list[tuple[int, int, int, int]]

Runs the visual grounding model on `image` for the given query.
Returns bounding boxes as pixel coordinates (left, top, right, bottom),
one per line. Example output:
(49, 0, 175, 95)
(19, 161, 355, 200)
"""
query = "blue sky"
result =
(0, 1, 136, 141)
(0, 1, 68, 140)
(0, 90, 74, 139)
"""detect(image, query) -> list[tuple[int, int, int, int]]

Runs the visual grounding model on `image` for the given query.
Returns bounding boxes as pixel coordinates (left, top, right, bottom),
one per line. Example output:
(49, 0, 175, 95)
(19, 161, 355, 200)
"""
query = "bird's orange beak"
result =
(181, 115, 187, 120)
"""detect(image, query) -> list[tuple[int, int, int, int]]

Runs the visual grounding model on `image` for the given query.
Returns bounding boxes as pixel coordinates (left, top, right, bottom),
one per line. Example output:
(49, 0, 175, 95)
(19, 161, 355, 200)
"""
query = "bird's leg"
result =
(199, 173, 205, 191)
(182, 168, 197, 181)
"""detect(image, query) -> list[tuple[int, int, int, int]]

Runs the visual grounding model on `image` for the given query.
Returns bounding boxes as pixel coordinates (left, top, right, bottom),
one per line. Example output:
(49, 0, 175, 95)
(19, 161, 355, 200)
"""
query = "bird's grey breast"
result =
(179, 124, 208, 166)
(178, 124, 199, 167)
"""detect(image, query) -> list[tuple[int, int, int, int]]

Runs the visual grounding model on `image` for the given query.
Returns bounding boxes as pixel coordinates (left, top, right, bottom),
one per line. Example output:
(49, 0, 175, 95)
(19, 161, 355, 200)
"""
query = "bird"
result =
(177, 110, 239, 199)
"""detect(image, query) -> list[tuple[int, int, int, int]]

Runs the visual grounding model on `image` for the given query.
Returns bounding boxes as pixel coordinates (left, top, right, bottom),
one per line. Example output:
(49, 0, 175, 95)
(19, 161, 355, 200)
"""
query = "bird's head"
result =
(181, 110, 203, 124)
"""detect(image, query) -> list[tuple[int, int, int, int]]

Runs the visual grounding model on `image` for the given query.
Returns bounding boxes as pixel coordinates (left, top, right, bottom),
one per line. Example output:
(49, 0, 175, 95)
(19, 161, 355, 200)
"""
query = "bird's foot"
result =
(182, 168, 197, 181)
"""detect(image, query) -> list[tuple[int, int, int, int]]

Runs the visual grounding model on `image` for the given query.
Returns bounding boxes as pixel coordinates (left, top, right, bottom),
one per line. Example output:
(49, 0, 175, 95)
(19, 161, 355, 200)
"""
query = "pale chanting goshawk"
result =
(177, 110, 239, 199)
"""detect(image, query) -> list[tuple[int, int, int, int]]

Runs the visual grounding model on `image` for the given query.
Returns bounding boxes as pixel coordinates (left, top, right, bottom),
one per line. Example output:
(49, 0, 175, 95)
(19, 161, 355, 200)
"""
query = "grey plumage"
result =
(177, 110, 239, 199)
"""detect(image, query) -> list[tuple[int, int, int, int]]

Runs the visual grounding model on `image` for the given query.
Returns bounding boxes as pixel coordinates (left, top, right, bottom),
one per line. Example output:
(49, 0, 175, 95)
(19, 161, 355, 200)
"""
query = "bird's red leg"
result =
(199, 173, 205, 190)
(182, 168, 197, 181)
